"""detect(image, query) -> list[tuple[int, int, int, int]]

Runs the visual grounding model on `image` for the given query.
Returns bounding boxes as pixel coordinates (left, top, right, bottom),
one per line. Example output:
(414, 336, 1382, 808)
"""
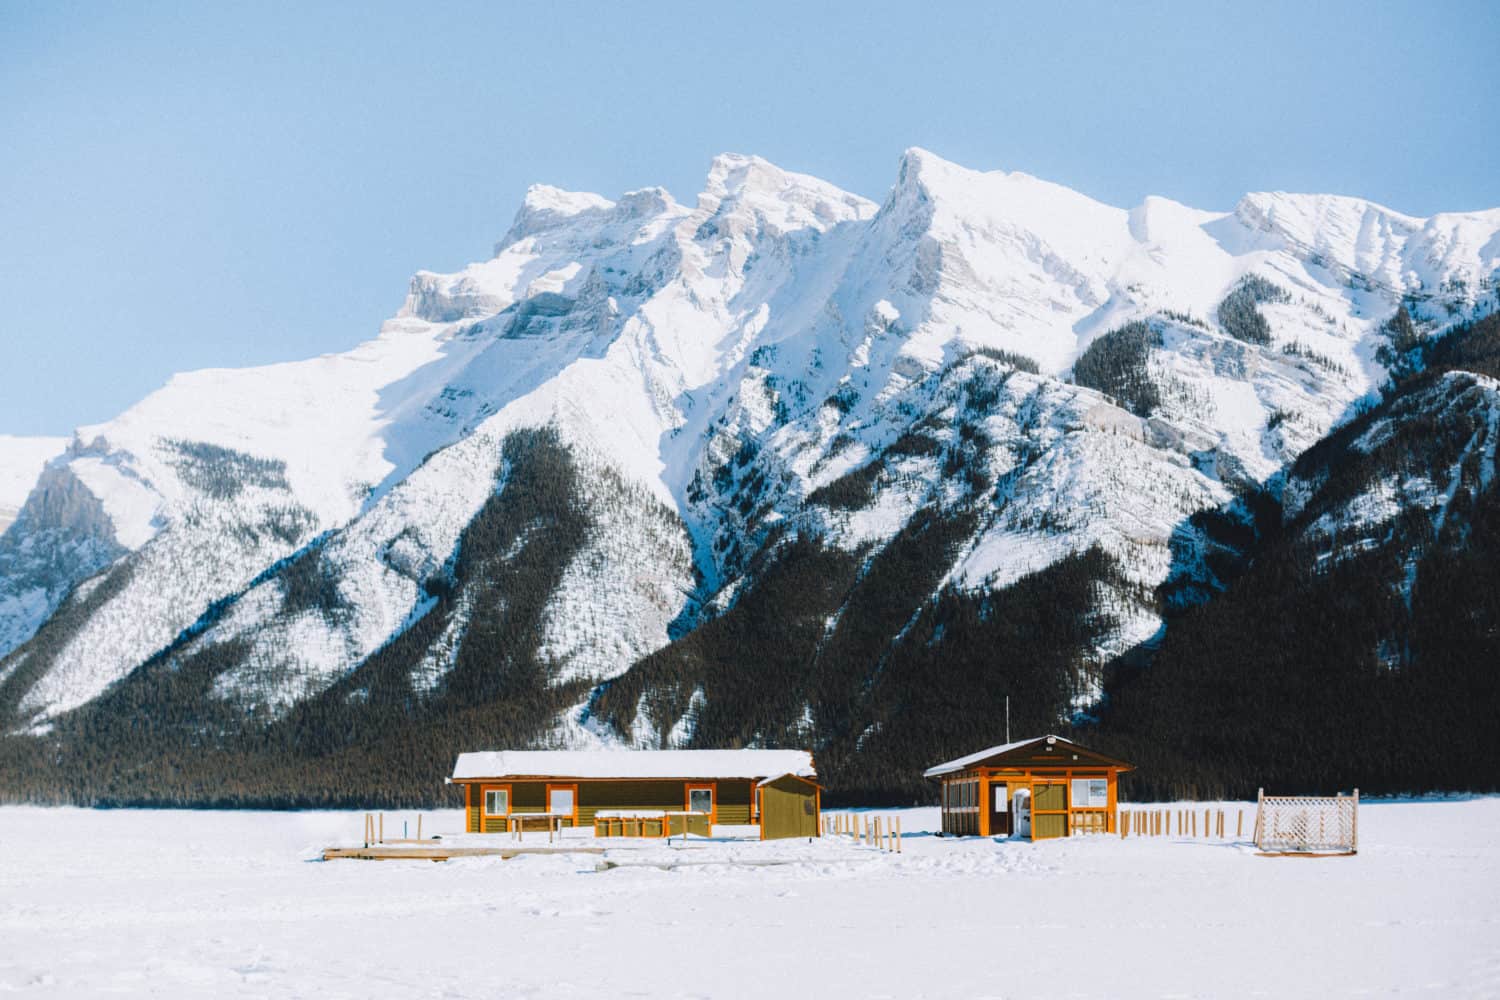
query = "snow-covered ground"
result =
(1, 799, 1497, 998)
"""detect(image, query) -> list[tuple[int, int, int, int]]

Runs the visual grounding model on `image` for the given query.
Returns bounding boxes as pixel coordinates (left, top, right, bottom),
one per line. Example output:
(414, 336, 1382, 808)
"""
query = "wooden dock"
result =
(321, 845, 606, 862)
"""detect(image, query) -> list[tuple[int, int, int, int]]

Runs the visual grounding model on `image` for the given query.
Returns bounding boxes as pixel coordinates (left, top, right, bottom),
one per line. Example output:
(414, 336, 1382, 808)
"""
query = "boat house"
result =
(449, 749, 821, 840)
(924, 735, 1133, 839)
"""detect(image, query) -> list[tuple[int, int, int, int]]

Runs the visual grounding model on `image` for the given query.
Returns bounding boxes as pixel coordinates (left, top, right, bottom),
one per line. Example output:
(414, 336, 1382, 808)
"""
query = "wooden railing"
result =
(1117, 806, 1249, 840)
(822, 813, 902, 852)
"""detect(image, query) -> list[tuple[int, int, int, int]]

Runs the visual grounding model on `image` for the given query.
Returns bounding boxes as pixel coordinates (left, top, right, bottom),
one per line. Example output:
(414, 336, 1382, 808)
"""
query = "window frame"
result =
(685, 782, 717, 824)
(1070, 777, 1109, 809)
(545, 783, 579, 825)
(481, 783, 512, 819)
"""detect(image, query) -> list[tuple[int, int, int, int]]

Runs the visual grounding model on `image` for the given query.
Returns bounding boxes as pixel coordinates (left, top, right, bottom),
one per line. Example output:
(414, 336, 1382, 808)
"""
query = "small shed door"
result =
(1032, 782, 1069, 839)
(989, 782, 1011, 837)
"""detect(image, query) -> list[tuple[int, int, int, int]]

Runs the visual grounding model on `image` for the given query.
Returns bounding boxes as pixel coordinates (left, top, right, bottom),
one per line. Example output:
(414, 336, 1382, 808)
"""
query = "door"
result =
(685, 783, 715, 835)
(1031, 782, 1069, 839)
(989, 782, 1012, 837)
(1012, 789, 1031, 839)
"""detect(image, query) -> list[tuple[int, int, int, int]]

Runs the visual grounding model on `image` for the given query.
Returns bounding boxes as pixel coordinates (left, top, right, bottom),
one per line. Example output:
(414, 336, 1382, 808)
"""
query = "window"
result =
(483, 787, 509, 816)
(1071, 778, 1108, 808)
(994, 785, 1008, 812)
(687, 784, 715, 821)
(548, 786, 575, 817)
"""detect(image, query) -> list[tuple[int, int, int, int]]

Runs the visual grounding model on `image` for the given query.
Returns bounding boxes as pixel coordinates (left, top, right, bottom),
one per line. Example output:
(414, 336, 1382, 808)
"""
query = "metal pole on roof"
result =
(1006, 696, 1010, 744)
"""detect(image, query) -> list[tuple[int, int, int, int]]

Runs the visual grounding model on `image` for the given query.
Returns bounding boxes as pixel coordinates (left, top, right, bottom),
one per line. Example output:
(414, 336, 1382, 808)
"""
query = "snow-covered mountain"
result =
(0, 436, 66, 533)
(1, 149, 1497, 801)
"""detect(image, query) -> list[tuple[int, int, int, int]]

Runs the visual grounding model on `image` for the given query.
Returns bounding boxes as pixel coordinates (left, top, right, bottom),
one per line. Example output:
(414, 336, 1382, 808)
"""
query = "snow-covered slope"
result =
(2, 149, 1497, 746)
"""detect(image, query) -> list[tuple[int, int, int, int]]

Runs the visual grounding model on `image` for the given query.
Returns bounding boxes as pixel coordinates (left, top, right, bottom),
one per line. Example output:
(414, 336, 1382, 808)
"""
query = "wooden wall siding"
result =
(760, 777, 819, 840)
(1034, 813, 1068, 839)
(1033, 783, 1067, 811)
(459, 777, 772, 832)
(577, 780, 688, 827)
(512, 782, 547, 809)
(716, 780, 752, 825)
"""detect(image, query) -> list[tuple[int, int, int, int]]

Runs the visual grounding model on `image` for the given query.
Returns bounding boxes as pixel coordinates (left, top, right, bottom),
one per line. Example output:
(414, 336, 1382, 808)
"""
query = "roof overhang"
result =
(923, 735, 1134, 779)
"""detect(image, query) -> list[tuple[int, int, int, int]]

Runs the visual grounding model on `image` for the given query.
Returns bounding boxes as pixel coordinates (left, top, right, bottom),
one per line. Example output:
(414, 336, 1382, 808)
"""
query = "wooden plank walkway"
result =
(321, 845, 607, 862)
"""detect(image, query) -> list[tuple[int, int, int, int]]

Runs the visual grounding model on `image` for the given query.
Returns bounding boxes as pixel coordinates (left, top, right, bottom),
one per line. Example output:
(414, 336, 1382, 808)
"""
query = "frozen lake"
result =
(1, 798, 1497, 997)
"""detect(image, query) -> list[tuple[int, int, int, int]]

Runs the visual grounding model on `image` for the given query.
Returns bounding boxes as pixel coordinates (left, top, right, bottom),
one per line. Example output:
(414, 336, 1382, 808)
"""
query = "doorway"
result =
(989, 782, 1012, 837)
(1012, 788, 1032, 839)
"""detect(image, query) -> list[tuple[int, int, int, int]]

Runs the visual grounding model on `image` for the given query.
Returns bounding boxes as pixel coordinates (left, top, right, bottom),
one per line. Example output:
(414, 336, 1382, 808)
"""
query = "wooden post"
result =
(1253, 788, 1264, 847)
(1237, 809, 1243, 838)
(418, 814, 423, 840)
(379, 813, 384, 844)
(896, 816, 902, 853)
(874, 816, 881, 850)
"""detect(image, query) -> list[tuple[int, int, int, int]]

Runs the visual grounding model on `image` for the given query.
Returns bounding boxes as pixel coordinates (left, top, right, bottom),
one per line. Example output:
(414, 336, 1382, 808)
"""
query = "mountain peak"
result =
(696, 153, 875, 234)
(498, 184, 617, 251)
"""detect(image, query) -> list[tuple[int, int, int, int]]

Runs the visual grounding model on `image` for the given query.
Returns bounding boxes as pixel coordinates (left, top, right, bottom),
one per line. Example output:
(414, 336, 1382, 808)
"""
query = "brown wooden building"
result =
(925, 735, 1133, 839)
(449, 749, 820, 840)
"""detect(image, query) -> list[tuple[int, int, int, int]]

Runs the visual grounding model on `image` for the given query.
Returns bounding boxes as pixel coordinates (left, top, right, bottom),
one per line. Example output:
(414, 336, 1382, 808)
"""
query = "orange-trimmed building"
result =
(448, 749, 821, 840)
(924, 735, 1133, 839)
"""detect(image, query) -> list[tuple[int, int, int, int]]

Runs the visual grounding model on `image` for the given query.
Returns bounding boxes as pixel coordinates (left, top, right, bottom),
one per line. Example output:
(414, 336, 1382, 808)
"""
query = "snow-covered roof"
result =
(756, 771, 821, 788)
(451, 749, 816, 782)
(922, 735, 1080, 778)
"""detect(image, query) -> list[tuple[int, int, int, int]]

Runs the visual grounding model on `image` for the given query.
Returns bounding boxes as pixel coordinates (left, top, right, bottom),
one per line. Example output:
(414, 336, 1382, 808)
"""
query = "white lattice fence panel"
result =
(1254, 792, 1358, 853)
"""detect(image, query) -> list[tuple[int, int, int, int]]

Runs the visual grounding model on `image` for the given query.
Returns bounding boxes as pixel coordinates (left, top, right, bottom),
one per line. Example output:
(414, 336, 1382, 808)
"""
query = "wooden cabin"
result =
(924, 735, 1133, 839)
(449, 749, 821, 840)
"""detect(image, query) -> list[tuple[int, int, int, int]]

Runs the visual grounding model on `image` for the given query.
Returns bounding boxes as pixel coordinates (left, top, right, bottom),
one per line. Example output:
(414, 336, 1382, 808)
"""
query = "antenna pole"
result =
(1006, 696, 1010, 744)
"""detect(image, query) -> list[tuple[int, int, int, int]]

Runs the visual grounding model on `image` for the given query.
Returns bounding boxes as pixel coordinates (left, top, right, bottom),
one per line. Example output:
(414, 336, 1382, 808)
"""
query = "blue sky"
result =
(4, 0, 1497, 436)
